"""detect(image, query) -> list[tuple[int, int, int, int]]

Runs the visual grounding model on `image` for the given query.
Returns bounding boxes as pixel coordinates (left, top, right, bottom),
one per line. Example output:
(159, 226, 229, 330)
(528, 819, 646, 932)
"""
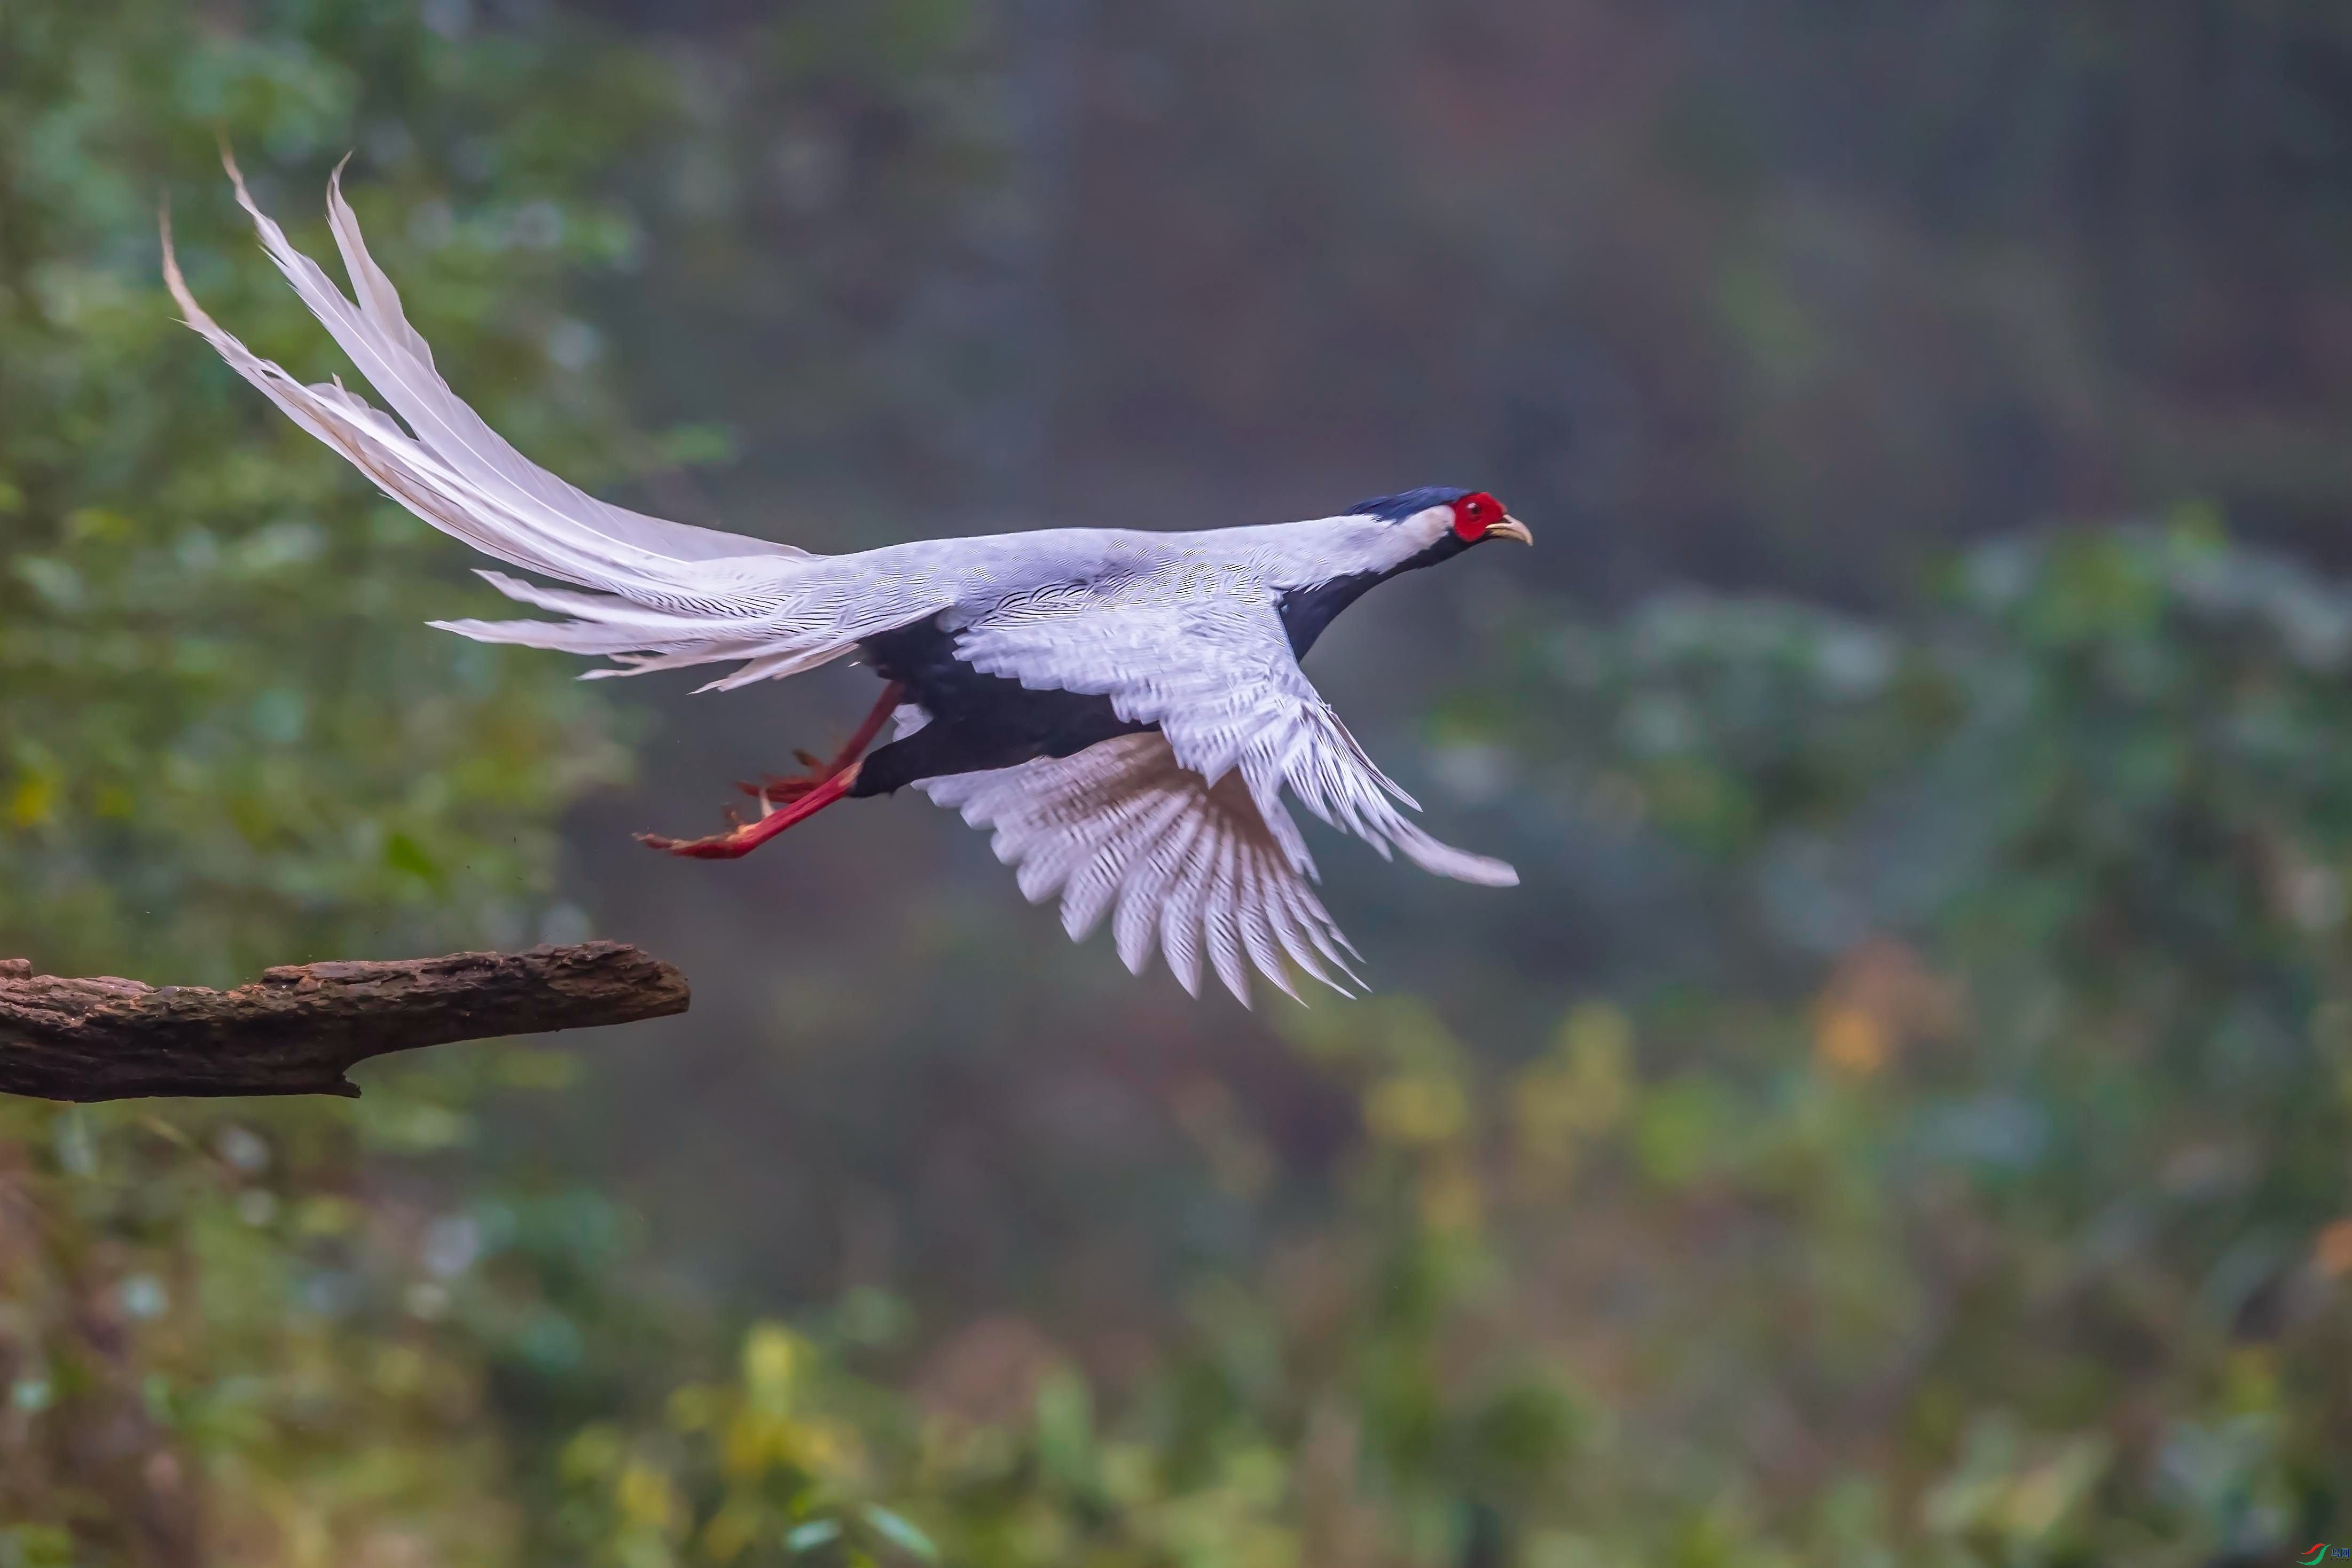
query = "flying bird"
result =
(162, 160, 1530, 1003)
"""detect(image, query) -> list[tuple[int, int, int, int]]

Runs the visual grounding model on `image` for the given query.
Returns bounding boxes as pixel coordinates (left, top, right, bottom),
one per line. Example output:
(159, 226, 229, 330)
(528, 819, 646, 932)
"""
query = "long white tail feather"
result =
(162, 159, 958, 687)
(265, 153, 810, 584)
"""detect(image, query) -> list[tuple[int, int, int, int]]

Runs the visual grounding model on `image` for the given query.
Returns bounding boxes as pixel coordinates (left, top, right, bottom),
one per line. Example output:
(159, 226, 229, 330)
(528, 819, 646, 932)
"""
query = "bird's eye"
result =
(1450, 495, 1494, 542)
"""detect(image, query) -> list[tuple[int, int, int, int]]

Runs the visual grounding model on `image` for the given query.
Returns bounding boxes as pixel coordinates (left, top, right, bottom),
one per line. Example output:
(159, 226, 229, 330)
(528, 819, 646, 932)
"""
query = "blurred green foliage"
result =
(0, 0, 656, 979)
(0, 0, 652, 1561)
(5, 2, 2352, 1566)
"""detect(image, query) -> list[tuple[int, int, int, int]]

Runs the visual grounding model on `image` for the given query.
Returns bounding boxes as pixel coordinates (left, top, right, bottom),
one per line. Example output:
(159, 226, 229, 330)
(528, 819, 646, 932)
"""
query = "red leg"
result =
(739, 681, 906, 804)
(637, 763, 862, 860)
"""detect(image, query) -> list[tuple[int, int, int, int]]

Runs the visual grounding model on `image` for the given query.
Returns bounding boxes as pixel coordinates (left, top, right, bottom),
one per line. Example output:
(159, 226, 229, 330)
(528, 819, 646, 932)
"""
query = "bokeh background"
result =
(6, 1, 2352, 1563)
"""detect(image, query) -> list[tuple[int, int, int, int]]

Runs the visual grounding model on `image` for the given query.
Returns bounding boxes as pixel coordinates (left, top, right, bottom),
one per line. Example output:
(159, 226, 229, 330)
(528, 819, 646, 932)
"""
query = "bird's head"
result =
(1273, 487, 1533, 654)
(1332, 485, 1533, 575)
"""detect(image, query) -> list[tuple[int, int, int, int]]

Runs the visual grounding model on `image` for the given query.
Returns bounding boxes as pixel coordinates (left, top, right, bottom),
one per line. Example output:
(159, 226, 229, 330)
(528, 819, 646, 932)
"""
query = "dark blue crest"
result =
(1347, 485, 1470, 522)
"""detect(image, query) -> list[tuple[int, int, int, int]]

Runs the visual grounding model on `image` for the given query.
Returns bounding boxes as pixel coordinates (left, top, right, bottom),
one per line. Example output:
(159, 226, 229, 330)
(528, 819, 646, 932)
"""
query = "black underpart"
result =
(849, 617, 1151, 796)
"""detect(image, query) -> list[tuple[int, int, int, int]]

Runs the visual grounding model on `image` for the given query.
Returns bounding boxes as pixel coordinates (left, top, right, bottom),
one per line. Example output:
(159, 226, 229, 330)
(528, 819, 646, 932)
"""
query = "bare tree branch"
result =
(0, 943, 689, 1102)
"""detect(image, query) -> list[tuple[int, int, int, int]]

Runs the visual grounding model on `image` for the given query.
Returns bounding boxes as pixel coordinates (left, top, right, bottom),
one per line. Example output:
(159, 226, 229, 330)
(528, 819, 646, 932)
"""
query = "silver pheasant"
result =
(163, 160, 1531, 1003)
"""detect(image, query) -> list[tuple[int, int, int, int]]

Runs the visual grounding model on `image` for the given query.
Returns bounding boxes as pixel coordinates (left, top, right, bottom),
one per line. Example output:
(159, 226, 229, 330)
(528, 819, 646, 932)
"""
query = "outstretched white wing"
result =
(918, 731, 1361, 1003)
(953, 591, 1517, 888)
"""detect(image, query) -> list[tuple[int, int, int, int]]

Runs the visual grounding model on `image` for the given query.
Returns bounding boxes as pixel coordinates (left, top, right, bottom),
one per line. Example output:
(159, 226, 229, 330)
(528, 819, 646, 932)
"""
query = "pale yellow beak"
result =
(1484, 515, 1534, 546)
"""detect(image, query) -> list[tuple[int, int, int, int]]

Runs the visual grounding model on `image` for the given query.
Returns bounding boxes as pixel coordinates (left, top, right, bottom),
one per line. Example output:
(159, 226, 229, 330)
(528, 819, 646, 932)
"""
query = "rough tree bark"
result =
(0, 942, 689, 1102)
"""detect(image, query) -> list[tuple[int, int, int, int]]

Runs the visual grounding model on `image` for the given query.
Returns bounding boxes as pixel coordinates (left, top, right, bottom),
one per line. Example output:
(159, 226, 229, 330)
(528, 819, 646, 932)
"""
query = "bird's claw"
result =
(633, 827, 763, 859)
(637, 760, 865, 860)
(638, 683, 901, 863)
(731, 688, 906, 807)
(736, 772, 825, 805)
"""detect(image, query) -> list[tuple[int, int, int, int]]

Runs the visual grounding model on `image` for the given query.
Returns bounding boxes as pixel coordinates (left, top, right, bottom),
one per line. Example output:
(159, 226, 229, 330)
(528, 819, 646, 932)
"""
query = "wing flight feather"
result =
(954, 596, 1518, 889)
(918, 732, 1363, 1003)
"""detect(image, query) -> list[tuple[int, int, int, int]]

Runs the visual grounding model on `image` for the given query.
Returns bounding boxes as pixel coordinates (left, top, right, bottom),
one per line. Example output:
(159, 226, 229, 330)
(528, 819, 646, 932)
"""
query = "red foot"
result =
(735, 680, 905, 805)
(637, 764, 861, 859)
(636, 681, 905, 861)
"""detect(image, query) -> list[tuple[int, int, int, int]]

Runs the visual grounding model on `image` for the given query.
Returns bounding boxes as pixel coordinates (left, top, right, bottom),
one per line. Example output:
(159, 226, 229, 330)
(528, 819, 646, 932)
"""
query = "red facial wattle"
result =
(1451, 492, 1504, 542)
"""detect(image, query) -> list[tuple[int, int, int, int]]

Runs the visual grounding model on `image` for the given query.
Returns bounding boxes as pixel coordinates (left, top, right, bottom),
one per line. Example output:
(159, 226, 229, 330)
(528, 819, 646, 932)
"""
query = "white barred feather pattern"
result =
(918, 732, 1362, 1003)
(955, 597, 1519, 888)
